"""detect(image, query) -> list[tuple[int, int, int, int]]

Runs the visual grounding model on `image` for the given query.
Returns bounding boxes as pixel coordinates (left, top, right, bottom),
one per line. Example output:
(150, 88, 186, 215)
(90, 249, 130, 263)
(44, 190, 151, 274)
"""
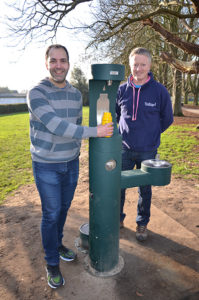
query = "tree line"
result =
(0, 87, 19, 94)
(5, 0, 199, 114)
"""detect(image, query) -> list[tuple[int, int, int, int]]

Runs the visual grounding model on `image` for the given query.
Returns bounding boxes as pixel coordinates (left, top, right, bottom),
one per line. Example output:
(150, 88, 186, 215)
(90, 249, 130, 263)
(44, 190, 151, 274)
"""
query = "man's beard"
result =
(50, 69, 68, 83)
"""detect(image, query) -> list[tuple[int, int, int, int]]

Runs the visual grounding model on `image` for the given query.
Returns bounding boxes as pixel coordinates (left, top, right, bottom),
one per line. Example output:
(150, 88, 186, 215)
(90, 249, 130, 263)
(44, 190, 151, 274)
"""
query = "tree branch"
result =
(180, 19, 199, 38)
(143, 18, 199, 56)
(161, 52, 199, 74)
(5, 0, 93, 46)
(191, 0, 199, 14)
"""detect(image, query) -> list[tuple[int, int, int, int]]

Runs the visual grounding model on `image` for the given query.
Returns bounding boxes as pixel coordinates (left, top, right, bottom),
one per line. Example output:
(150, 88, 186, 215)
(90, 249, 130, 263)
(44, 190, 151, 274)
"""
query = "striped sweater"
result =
(27, 78, 97, 163)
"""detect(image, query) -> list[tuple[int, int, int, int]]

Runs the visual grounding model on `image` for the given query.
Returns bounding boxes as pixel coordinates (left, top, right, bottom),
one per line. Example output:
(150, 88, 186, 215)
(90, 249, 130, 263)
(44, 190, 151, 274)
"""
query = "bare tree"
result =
(182, 73, 191, 104)
(83, 0, 198, 114)
(86, 0, 199, 74)
(143, 19, 199, 73)
(189, 74, 199, 105)
(5, 0, 92, 47)
(6, 0, 198, 73)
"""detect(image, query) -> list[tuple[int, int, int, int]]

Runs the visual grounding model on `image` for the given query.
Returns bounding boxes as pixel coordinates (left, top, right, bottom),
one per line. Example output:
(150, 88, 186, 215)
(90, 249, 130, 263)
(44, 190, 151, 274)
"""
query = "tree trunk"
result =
(184, 92, 189, 104)
(172, 69, 183, 116)
(193, 94, 198, 106)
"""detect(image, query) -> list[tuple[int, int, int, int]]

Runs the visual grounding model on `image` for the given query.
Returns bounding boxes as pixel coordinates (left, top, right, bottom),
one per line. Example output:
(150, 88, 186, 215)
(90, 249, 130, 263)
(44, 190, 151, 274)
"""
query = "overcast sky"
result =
(0, 1, 96, 92)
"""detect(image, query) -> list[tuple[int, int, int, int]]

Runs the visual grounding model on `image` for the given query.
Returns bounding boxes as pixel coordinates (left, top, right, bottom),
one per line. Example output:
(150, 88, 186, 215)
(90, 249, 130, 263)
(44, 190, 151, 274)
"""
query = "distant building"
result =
(0, 92, 26, 98)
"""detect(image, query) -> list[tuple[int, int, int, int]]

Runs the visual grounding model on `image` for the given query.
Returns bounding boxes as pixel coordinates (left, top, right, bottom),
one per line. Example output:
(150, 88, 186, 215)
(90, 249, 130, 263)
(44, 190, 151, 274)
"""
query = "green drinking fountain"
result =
(80, 64, 172, 277)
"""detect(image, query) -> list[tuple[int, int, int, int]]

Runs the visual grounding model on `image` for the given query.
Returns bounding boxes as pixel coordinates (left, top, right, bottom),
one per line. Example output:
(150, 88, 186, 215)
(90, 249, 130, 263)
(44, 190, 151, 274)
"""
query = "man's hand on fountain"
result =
(97, 123, 114, 137)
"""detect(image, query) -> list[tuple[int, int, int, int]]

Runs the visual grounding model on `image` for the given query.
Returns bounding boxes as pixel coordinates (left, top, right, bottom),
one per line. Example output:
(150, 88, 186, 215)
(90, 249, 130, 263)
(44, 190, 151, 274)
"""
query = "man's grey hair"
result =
(129, 47, 152, 64)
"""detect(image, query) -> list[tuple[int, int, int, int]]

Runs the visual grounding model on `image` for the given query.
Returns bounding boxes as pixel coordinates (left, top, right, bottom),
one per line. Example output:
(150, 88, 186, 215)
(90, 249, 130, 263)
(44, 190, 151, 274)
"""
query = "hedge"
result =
(0, 103, 28, 114)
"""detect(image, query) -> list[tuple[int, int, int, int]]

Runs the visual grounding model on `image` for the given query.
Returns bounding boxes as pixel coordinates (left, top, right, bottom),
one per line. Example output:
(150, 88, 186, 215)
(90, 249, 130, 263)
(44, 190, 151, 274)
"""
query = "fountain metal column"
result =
(82, 63, 172, 277)
(87, 64, 125, 276)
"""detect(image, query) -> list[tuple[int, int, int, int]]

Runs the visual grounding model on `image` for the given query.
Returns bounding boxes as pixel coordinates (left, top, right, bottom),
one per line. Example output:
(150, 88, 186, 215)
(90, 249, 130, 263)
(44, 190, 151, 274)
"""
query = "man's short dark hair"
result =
(45, 44, 69, 62)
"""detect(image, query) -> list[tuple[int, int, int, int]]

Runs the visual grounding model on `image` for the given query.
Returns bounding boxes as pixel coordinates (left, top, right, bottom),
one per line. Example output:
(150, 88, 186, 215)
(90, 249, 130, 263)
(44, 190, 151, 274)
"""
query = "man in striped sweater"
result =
(27, 44, 113, 289)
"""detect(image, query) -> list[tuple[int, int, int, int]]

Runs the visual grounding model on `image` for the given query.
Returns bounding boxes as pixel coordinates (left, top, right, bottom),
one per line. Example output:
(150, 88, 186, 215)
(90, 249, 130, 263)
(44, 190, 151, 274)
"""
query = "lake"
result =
(0, 98, 27, 105)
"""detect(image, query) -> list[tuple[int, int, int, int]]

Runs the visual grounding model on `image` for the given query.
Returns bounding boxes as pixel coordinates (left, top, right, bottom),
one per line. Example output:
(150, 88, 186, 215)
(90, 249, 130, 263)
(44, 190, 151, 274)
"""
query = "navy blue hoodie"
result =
(116, 72, 173, 152)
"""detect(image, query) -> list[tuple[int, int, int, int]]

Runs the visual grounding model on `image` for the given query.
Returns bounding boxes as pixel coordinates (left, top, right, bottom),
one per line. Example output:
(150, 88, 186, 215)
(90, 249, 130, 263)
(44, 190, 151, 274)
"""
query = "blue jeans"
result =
(120, 149, 157, 225)
(32, 158, 79, 265)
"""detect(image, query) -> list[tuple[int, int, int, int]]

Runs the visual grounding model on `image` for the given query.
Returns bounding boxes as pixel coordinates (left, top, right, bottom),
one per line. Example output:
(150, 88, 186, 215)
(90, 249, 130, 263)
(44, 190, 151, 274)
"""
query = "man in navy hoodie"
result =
(116, 47, 173, 241)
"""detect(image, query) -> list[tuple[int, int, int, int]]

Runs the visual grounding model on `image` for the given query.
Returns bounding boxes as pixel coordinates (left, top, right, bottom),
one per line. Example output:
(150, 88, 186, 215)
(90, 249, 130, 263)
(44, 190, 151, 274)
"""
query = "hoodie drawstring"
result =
(132, 86, 141, 121)
(130, 75, 150, 121)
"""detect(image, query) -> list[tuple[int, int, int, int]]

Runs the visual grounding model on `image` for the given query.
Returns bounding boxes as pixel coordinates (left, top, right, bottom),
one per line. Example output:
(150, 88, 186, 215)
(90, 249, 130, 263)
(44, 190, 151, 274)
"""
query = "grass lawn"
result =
(159, 125, 199, 178)
(0, 113, 33, 204)
(0, 108, 198, 204)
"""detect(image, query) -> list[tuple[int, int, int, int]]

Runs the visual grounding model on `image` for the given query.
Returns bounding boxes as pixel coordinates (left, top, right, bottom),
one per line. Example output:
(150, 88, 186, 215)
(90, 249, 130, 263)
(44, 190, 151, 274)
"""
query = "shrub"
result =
(0, 103, 28, 114)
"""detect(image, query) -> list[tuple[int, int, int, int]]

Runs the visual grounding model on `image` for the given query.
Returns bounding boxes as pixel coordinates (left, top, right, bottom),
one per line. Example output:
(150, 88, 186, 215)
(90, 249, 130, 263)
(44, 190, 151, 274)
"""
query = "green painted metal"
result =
(91, 64, 125, 81)
(89, 135, 122, 271)
(88, 63, 172, 275)
(89, 64, 124, 273)
(121, 160, 172, 189)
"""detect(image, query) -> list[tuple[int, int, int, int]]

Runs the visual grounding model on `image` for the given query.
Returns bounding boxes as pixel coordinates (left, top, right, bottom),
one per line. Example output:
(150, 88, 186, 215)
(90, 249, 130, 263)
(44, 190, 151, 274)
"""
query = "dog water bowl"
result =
(79, 223, 89, 249)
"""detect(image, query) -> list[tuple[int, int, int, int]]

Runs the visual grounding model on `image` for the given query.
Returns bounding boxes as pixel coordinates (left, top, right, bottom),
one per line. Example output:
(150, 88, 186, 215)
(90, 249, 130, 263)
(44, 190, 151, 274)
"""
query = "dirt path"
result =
(182, 107, 199, 115)
(0, 107, 199, 300)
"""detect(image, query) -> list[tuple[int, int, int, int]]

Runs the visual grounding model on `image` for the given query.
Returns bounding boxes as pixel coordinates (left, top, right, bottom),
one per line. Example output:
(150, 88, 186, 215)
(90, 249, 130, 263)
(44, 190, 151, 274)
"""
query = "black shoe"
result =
(46, 264, 65, 289)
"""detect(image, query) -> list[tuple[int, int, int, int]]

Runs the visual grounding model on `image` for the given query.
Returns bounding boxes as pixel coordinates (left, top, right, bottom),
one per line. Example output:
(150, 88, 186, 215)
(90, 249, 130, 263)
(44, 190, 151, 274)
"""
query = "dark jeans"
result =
(120, 149, 157, 226)
(32, 158, 79, 265)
